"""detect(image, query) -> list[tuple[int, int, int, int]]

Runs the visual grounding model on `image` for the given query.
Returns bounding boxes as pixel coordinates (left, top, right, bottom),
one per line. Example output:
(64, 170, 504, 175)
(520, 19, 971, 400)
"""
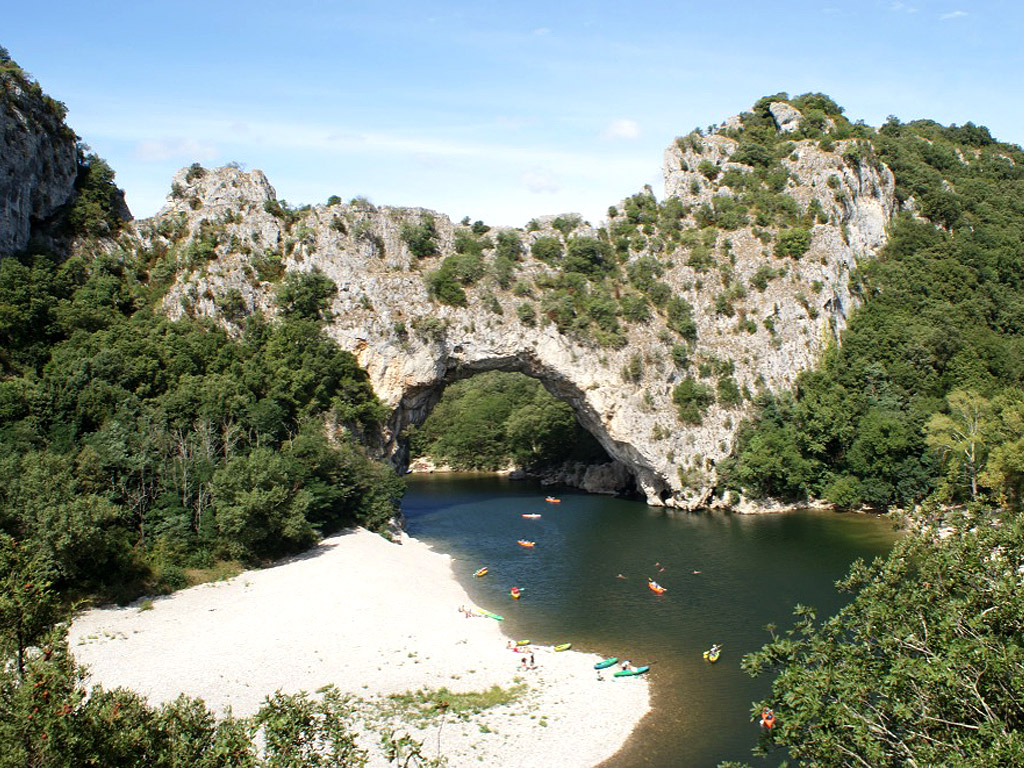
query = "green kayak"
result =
(472, 608, 504, 621)
(594, 657, 618, 669)
(613, 665, 650, 677)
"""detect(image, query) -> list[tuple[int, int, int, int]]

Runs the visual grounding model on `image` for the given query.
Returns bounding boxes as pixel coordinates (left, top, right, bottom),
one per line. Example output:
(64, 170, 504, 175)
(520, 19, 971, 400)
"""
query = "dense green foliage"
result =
(0, 56, 424, 764)
(400, 214, 439, 258)
(720, 105, 1024, 510)
(0, 245, 401, 600)
(738, 511, 1024, 767)
(0, 621, 441, 767)
(429, 198, 702, 351)
(67, 153, 127, 239)
(672, 376, 715, 425)
(409, 371, 606, 471)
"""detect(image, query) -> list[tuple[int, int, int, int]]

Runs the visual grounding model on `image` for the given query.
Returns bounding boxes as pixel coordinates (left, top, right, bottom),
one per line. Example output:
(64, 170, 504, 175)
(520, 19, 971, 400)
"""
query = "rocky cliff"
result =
(136, 98, 898, 509)
(0, 61, 79, 256)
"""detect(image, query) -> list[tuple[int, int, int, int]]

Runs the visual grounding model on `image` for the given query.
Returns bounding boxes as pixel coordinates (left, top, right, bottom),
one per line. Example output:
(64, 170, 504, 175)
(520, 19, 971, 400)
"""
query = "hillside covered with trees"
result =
(718, 102, 1024, 514)
(710, 96, 1024, 767)
(4, 46, 1024, 763)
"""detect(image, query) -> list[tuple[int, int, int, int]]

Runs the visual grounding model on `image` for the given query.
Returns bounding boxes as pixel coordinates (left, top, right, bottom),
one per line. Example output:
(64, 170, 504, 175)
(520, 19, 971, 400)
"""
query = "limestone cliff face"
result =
(0, 66, 79, 256)
(140, 101, 897, 509)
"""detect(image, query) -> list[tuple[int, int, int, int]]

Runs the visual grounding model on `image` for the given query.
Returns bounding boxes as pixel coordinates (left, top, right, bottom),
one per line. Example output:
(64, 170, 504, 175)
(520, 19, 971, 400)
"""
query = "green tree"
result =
(211, 447, 316, 562)
(254, 688, 367, 768)
(0, 536, 60, 679)
(665, 296, 698, 342)
(672, 377, 714, 425)
(980, 390, 1024, 509)
(274, 269, 337, 321)
(774, 227, 811, 259)
(926, 389, 992, 501)
(563, 237, 614, 279)
(400, 216, 439, 258)
(67, 153, 126, 239)
(741, 512, 1024, 767)
(530, 236, 563, 264)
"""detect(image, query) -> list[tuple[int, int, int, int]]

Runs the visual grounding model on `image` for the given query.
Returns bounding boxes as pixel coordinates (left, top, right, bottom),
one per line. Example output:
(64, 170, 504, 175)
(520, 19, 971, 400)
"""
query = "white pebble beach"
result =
(69, 528, 651, 767)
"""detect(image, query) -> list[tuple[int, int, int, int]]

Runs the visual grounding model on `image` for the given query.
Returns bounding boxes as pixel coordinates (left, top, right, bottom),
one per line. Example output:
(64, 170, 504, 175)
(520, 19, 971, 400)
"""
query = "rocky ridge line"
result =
(136, 100, 898, 509)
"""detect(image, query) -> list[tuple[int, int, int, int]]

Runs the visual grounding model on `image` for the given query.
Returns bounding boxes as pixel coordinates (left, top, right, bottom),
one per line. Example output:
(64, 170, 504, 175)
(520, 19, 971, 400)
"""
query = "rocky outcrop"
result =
(0, 65, 79, 257)
(139, 99, 898, 510)
(533, 460, 635, 496)
(768, 101, 804, 134)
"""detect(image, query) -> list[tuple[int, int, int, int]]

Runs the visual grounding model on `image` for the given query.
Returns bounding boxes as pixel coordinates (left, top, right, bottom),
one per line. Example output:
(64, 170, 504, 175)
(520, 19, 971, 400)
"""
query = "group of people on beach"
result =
(506, 640, 538, 669)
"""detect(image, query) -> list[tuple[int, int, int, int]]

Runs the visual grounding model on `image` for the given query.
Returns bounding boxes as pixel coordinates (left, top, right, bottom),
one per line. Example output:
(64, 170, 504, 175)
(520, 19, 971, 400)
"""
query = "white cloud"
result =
(135, 137, 217, 162)
(522, 168, 561, 193)
(532, 27, 551, 36)
(889, 1, 918, 12)
(602, 118, 641, 140)
(940, 10, 967, 19)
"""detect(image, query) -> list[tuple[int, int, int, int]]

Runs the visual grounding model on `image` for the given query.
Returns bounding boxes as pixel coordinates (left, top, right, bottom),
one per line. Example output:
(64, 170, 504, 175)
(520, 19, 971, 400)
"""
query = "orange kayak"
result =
(648, 579, 667, 594)
(517, 540, 536, 548)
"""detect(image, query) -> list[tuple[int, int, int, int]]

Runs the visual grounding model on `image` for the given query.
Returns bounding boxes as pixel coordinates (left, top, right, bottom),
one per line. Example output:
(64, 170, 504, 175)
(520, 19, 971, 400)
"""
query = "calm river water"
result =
(401, 474, 898, 768)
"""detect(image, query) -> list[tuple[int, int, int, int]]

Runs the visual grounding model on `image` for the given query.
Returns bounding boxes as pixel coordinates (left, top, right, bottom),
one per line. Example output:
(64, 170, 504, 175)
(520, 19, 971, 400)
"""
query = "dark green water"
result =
(401, 474, 899, 768)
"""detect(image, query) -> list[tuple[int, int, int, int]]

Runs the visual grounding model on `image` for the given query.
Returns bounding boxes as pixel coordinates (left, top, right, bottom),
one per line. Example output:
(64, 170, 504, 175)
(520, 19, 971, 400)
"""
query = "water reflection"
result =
(402, 474, 898, 768)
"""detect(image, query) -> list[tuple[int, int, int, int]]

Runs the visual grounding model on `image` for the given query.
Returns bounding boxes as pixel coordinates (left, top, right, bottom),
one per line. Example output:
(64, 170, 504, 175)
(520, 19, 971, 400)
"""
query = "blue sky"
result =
(5, 1, 1021, 227)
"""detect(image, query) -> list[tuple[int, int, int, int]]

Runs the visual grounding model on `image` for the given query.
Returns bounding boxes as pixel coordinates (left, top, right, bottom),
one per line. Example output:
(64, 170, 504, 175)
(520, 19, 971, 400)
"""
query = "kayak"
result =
(554, 643, 572, 651)
(521, 513, 541, 519)
(474, 567, 488, 577)
(517, 539, 536, 548)
(760, 708, 776, 730)
(473, 608, 504, 621)
(510, 587, 522, 599)
(594, 657, 618, 670)
(648, 579, 667, 594)
(613, 665, 650, 677)
(545, 496, 561, 503)
(703, 646, 721, 663)
(515, 638, 531, 646)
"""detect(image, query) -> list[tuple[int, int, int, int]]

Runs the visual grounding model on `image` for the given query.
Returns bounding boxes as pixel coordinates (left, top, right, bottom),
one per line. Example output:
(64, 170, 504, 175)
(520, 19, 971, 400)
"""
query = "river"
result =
(401, 473, 899, 768)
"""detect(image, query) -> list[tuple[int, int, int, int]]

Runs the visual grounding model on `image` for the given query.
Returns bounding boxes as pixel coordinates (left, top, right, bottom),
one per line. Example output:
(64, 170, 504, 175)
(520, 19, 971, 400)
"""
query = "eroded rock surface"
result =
(0, 67, 79, 256)
(140, 101, 897, 509)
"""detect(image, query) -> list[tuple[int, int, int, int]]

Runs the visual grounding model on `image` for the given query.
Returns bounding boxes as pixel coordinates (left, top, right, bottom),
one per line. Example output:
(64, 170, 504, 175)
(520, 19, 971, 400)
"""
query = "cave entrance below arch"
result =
(390, 367, 639, 499)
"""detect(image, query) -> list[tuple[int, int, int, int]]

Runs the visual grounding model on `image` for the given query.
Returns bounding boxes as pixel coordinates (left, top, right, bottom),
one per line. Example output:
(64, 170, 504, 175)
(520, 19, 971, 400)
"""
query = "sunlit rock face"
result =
(141, 101, 896, 509)
(0, 70, 79, 257)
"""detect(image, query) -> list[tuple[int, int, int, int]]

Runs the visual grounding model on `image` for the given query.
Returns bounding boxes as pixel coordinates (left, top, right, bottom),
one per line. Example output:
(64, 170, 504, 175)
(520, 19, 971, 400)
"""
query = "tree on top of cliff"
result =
(67, 152, 126, 239)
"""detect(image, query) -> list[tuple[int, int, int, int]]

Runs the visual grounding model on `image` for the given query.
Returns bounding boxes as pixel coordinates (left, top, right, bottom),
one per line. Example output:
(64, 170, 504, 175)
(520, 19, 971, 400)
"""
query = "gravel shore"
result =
(69, 528, 651, 767)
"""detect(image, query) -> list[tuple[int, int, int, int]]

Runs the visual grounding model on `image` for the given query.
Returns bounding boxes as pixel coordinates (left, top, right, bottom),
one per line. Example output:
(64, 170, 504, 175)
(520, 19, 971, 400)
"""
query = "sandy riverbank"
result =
(69, 528, 650, 767)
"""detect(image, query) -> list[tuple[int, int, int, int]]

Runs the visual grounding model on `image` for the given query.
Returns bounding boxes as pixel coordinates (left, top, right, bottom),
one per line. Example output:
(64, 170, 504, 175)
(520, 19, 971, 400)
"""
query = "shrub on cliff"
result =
(672, 377, 714, 425)
(401, 215, 439, 258)
(67, 153, 125, 239)
(774, 227, 811, 259)
(530, 235, 563, 264)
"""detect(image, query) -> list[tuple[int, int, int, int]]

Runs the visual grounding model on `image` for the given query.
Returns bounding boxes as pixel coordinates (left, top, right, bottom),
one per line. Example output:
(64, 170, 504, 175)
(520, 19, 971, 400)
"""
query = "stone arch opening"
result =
(386, 355, 639, 498)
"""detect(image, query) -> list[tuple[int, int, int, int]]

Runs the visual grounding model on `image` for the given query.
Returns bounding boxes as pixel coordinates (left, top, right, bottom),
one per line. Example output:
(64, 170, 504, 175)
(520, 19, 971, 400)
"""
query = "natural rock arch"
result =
(143, 101, 897, 509)
(384, 350, 640, 496)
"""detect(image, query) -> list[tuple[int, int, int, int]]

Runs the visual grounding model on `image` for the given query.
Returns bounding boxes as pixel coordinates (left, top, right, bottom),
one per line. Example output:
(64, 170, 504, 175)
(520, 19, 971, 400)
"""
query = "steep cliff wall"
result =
(0, 62, 79, 256)
(140, 100, 897, 509)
